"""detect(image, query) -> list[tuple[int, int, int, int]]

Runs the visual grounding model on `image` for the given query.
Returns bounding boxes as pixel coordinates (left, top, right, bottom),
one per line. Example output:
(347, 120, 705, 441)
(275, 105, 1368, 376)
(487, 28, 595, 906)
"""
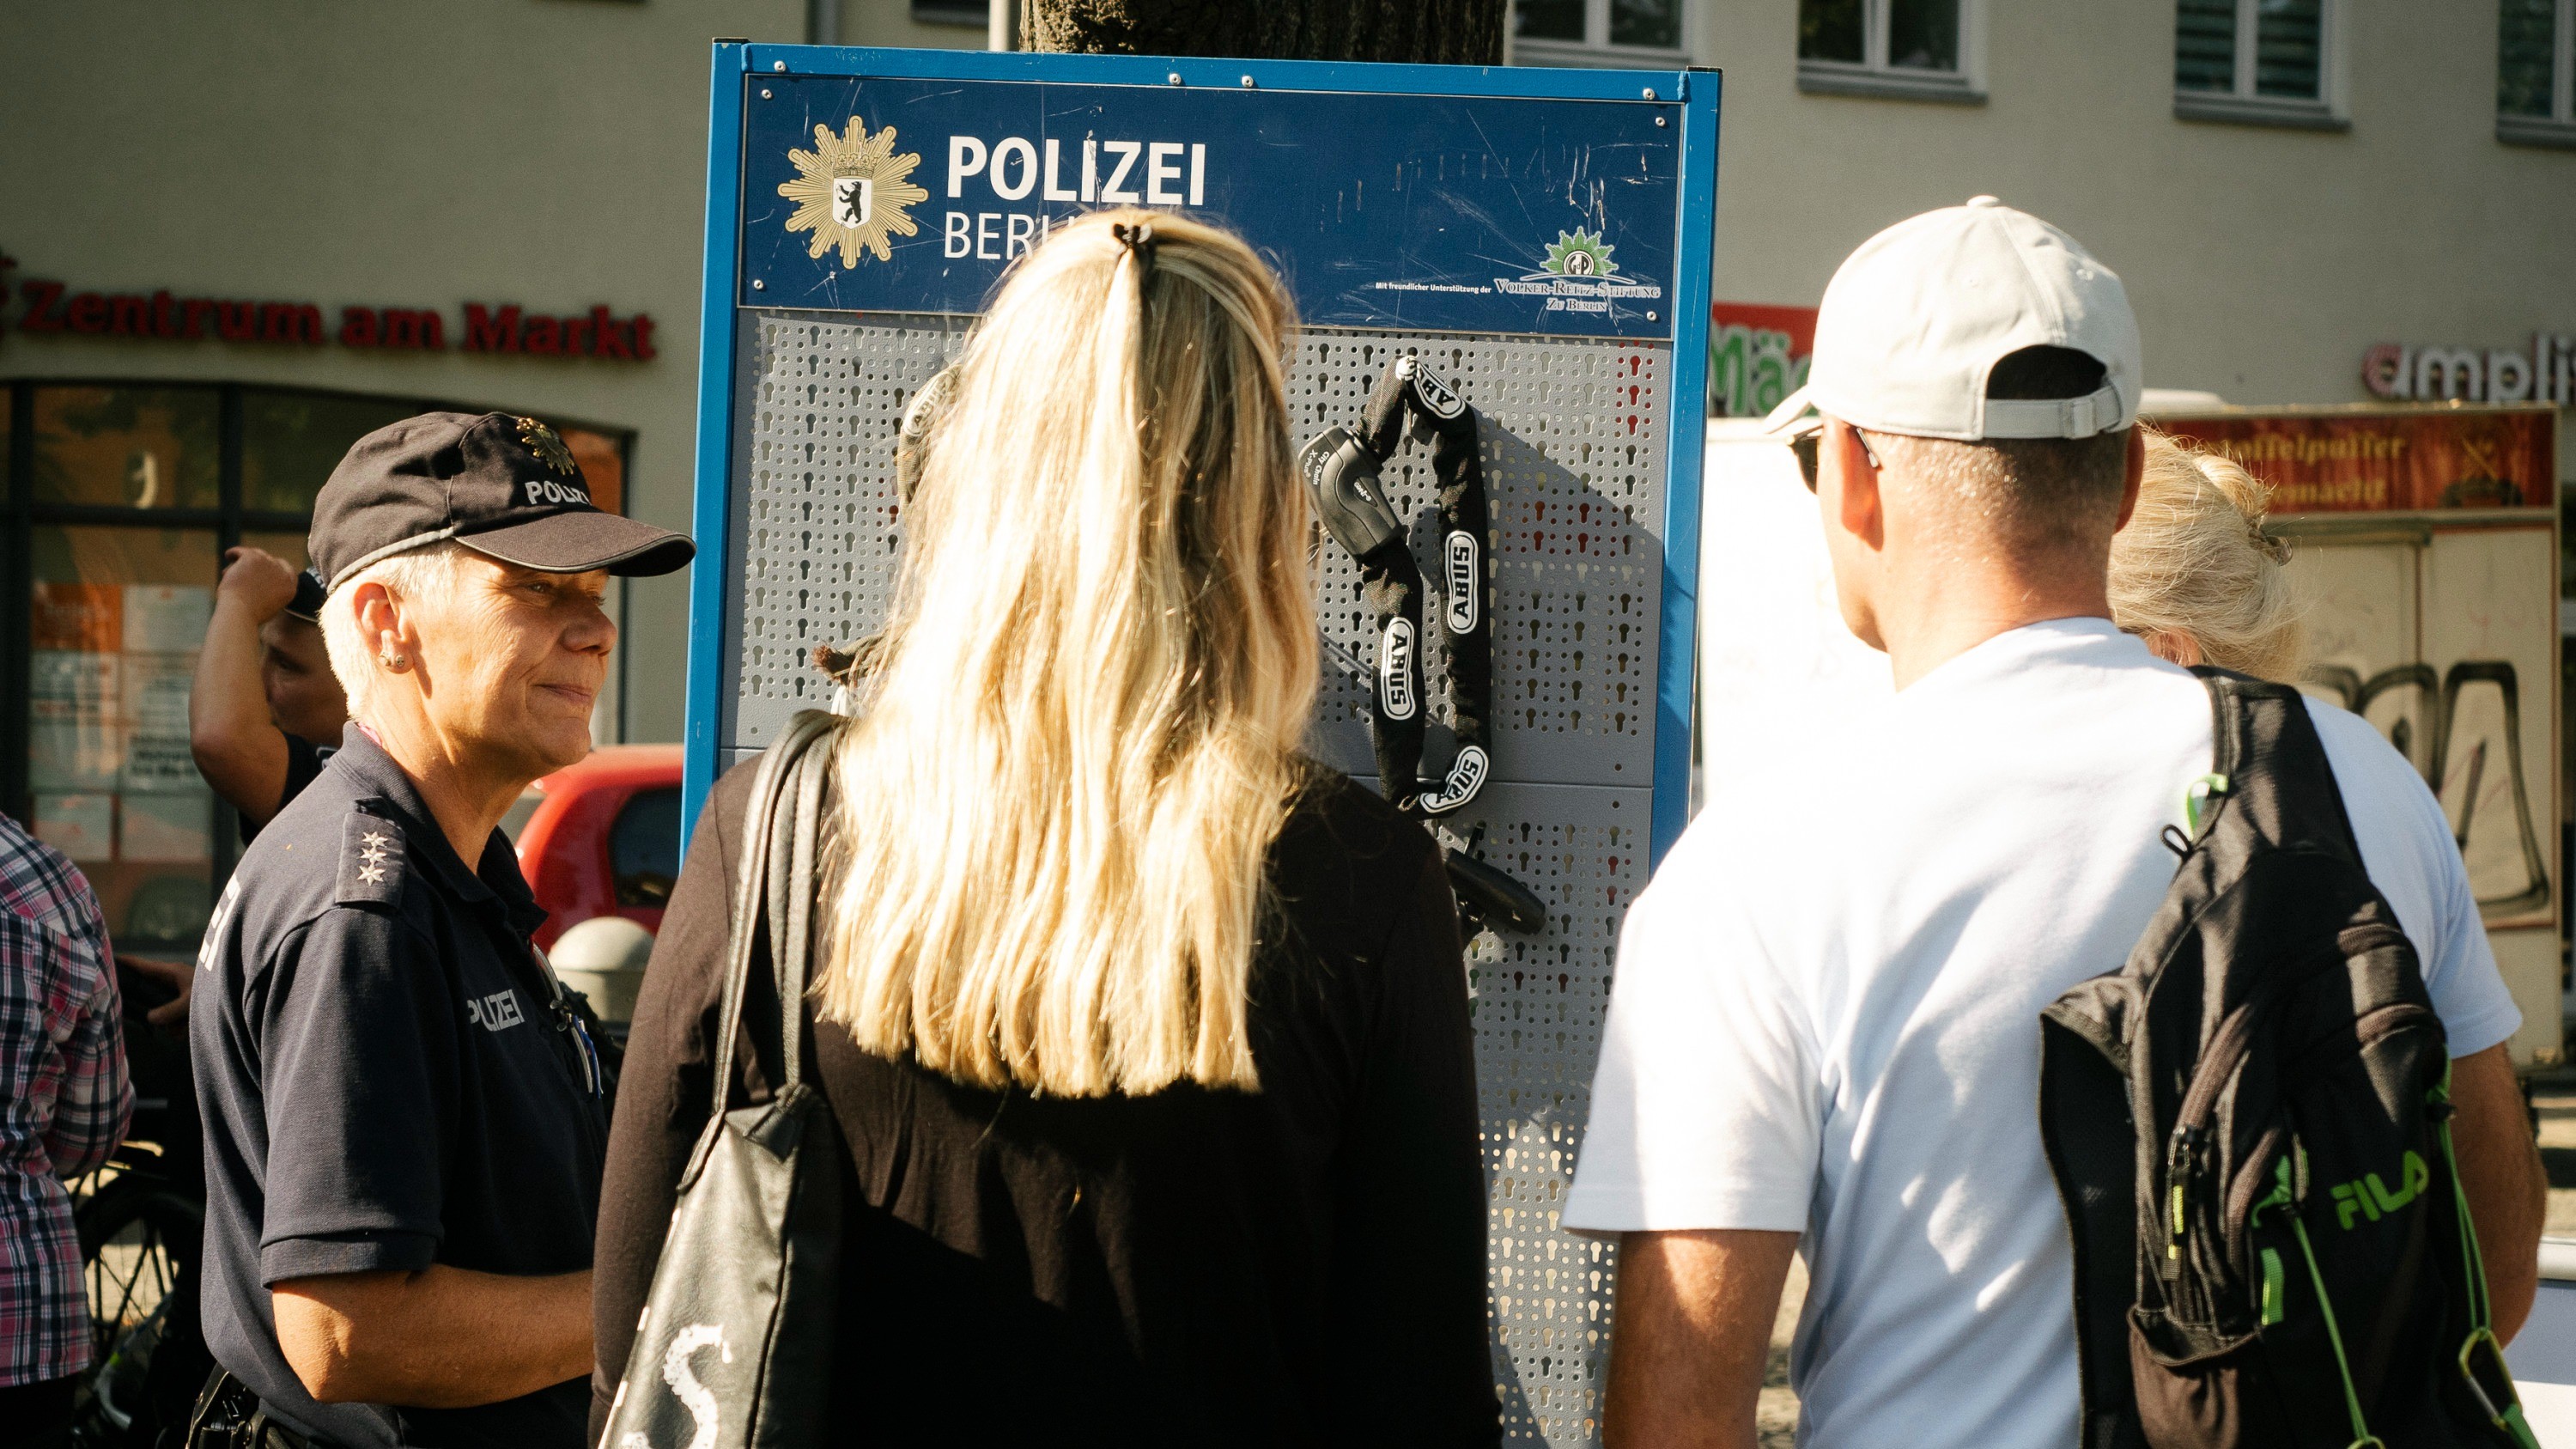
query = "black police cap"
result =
(283, 568, 327, 624)
(309, 411, 694, 591)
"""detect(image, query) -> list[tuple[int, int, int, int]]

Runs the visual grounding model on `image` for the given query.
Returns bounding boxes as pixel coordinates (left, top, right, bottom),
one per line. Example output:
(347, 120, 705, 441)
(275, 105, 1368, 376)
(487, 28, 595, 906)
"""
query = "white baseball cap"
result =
(1764, 196, 2142, 442)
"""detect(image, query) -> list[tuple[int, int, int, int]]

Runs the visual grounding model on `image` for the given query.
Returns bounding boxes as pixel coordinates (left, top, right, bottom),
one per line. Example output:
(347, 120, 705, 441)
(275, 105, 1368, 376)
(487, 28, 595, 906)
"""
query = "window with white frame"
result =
(1513, 0, 1688, 66)
(1795, 0, 1981, 104)
(2172, 0, 2343, 129)
(2499, 0, 2576, 147)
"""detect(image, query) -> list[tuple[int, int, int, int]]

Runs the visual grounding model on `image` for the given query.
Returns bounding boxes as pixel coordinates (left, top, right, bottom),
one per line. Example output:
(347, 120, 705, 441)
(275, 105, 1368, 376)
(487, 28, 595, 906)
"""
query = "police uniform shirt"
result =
(191, 724, 608, 1449)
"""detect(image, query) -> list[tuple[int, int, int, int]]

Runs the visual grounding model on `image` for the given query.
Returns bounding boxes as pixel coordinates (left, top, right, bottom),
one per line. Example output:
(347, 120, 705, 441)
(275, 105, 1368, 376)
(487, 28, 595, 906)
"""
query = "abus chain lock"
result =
(1300, 354, 1492, 819)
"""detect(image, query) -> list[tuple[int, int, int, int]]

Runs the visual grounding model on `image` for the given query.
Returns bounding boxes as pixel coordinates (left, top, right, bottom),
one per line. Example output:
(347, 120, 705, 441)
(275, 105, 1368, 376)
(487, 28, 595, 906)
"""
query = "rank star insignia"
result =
(357, 863, 386, 885)
(361, 831, 390, 849)
(781, 117, 929, 269)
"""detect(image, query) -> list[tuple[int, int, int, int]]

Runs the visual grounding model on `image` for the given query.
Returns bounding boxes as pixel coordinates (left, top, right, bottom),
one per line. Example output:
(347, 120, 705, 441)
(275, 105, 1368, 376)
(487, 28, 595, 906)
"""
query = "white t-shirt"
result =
(1563, 618, 2519, 1449)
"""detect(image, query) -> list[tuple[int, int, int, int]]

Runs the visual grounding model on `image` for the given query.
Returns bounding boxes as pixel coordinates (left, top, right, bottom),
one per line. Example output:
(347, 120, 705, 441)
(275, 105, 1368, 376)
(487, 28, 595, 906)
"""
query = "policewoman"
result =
(189, 413, 691, 1449)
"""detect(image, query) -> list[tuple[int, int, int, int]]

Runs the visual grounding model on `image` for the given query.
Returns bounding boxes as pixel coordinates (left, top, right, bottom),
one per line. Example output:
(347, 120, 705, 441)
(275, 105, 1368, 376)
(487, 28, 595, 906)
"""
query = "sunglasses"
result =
(1789, 423, 1881, 493)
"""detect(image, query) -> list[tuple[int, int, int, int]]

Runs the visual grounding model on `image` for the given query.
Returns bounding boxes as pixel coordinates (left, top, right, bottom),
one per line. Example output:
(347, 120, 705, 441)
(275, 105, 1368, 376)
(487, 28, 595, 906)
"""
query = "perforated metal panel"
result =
(722, 309, 1666, 1446)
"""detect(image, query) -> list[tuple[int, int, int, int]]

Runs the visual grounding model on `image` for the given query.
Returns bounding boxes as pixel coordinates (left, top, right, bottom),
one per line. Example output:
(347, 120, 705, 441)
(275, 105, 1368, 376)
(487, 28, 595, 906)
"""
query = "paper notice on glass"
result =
(33, 794, 114, 861)
(29, 720, 123, 792)
(121, 735, 204, 794)
(122, 585, 211, 653)
(120, 791, 213, 864)
(120, 654, 202, 795)
(123, 653, 196, 740)
(32, 584, 120, 652)
(30, 651, 118, 721)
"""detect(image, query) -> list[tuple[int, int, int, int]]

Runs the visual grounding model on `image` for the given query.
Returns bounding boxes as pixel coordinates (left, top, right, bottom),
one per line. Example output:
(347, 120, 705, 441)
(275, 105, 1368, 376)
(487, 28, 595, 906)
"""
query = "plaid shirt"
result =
(0, 813, 130, 1385)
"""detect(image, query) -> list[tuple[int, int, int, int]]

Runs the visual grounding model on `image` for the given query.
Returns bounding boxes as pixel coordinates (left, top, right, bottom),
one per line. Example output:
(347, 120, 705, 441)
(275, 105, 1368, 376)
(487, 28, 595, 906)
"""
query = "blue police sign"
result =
(738, 74, 1681, 338)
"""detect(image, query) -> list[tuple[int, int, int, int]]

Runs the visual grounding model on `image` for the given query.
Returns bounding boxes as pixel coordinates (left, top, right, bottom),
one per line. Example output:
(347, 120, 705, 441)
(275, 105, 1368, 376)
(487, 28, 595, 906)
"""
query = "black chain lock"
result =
(1299, 354, 1493, 819)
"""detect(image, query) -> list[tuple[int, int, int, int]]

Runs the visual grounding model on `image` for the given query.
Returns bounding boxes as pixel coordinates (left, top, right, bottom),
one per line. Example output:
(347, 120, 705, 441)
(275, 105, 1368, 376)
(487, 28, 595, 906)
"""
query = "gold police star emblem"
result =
(781, 117, 928, 268)
(516, 417, 578, 476)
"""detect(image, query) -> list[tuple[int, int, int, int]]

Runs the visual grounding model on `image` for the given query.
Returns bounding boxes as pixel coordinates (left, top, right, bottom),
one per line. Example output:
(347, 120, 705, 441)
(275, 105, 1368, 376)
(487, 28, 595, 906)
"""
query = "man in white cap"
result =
(1563, 199, 2543, 1447)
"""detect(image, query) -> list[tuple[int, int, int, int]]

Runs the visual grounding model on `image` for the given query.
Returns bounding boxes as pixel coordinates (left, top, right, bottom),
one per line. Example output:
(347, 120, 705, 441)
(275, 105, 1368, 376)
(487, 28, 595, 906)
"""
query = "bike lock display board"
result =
(680, 44, 1720, 1444)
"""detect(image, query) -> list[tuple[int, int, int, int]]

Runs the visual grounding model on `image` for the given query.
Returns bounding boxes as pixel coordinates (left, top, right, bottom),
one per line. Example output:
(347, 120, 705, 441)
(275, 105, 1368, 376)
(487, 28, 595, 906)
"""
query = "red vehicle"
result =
(507, 744, 684, 951)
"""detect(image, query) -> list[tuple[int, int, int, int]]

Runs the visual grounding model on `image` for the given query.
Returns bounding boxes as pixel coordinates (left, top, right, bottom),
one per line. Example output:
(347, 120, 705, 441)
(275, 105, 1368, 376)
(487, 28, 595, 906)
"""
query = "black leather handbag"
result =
(600, 711, 845, 1449)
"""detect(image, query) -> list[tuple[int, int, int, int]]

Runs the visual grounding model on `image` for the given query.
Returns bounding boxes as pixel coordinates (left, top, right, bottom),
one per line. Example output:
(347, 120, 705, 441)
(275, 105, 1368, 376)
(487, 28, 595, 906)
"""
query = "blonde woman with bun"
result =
(592, 210, 1499, 1449)
(2108, 431, 2306, 681)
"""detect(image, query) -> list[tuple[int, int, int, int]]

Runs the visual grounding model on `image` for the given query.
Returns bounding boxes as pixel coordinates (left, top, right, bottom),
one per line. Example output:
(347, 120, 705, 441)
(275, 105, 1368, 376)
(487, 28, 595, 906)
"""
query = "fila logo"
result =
(1444, 531, 1479, 636)
(522, 479, 592, 508)
(2329, 1149, 2429, 1231)
(1378, 617, 1419, 721)
(465, 989, 526, 1032)
(1400, 356, 1466, 419)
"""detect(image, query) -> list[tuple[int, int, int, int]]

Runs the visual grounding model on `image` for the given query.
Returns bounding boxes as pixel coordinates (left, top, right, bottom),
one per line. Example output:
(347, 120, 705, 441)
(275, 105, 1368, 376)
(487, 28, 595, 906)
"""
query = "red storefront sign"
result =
(2152, 405, 2559, 514)
(0, 251, 654, 362)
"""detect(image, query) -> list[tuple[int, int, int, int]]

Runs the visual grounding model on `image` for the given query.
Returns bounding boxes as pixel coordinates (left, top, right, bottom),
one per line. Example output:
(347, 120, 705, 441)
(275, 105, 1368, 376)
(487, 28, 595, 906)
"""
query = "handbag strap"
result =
(708, 710, 841, 1117)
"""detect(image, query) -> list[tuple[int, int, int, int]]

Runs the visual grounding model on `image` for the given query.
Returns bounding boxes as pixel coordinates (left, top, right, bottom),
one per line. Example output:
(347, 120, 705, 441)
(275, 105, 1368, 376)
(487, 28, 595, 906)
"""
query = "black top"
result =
(236, 732, 331, 846)
(191, 726, 610, 1449)
(591, 763, 1499, 1449)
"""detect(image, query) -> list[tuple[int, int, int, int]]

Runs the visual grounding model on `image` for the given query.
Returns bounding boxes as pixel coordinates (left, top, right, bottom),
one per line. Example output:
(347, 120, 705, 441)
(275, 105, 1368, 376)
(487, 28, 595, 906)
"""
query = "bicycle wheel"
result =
(70, 1172, 203, 1447)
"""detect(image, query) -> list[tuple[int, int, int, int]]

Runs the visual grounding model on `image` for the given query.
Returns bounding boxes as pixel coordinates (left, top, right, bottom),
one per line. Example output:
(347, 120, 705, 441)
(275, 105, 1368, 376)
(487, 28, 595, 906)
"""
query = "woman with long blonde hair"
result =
(592, 211, 1499, 1447)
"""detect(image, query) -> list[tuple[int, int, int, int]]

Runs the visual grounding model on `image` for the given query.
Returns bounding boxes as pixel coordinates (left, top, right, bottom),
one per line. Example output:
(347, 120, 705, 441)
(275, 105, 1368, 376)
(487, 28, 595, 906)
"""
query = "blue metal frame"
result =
(680, 40, 753, 850)
(682, 43, 1719, 865)
(737, 44, 1686, 100)
(1649, 70, 1720, 866)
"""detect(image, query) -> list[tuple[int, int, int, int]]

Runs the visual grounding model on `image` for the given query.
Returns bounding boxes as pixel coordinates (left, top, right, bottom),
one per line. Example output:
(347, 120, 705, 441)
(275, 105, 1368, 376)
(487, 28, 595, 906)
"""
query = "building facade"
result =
(3, 0, 2569, 953)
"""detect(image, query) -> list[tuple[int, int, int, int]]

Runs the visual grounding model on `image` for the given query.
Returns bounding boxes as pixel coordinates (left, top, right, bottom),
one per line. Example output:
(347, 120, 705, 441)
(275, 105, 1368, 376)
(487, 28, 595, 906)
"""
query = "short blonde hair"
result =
(320, 542, 468, 721)
(2109, 432, 2306, 682)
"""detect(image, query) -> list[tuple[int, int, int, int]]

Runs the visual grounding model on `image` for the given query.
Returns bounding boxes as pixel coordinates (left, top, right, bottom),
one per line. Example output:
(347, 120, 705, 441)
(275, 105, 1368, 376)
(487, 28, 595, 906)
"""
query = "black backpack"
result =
(2038, 670, 2537, 1449)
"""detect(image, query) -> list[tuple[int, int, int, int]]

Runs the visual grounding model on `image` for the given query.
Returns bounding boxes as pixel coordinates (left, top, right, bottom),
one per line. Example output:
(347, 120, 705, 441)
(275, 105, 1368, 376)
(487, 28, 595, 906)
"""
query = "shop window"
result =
(243, 391, 419, 515)
(610, 787, 681, 908)
(1794, 0, 1981, 104)
(32, 387, 221, 510)
(27, 525, 222, 951)
(3, 381, 637, 957)
(2172, 0, 2345, 130)
(2500, 0, 2576, 148)
(1515, 0, 1689, 66)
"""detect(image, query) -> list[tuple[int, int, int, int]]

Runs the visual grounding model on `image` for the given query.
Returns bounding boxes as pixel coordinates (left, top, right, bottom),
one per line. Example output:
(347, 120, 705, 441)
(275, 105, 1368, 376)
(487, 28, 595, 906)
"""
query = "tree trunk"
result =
(1022, 0, 1505, 65)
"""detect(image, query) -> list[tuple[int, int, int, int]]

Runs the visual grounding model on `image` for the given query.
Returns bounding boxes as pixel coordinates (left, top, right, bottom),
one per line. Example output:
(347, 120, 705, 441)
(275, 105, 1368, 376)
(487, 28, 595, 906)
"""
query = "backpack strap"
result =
(2191, 667, 2364, 865)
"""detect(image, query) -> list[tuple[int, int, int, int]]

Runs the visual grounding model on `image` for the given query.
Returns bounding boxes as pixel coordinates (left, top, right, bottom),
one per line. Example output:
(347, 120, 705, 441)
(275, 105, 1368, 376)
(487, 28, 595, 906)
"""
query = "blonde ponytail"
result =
(814, 210, 1315, 1098)
(2110, 431, 2306, 682)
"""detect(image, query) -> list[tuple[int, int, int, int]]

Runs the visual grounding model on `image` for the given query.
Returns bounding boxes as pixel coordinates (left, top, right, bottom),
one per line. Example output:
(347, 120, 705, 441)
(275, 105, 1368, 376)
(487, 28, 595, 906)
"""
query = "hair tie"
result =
(2250, 520, 2290, 564)
(1111, 221, 1158, 275)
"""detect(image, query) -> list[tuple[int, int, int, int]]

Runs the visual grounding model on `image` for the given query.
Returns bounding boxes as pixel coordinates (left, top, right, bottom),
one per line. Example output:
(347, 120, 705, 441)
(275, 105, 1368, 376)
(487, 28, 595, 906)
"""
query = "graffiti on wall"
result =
(2303, 660, 2552, 922)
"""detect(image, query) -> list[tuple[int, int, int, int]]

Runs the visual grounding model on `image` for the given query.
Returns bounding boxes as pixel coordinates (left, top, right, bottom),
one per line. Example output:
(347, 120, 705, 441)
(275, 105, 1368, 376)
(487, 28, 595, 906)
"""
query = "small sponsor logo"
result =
(465, 989, 526, 1033)
(1444, 531, 1479, 636)
(1418, 744, 1490, 815)
(1492, 226, 1665, 314)
(1378, 617, 1418, 721)
(1533, 228, 1621, 281)
(1400, 356, 1467, 419)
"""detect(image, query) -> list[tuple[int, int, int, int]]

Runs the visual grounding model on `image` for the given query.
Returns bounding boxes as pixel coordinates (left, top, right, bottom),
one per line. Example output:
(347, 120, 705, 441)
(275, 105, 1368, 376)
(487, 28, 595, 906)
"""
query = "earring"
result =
(380, 650, 410, 672)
